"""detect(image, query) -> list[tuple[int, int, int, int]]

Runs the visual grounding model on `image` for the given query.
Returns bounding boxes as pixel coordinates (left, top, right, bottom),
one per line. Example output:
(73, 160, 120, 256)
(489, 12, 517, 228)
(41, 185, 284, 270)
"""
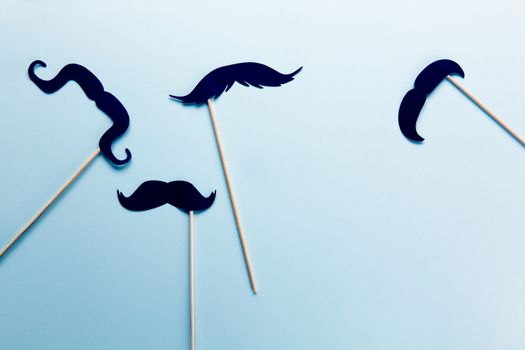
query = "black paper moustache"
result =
(117, 180, 216, 213)
(170, 62, 302, 105)
(398, 59, 465, 142)
(28, 60, 132, 165)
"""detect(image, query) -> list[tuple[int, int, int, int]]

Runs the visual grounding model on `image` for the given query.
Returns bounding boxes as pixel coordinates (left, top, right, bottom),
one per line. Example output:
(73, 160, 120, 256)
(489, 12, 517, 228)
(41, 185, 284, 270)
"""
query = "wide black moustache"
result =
(170, 62, 302, 105)
(398, 59, 465, 142)
(117, 180, 216, 213)
(28, 60, 132, 165)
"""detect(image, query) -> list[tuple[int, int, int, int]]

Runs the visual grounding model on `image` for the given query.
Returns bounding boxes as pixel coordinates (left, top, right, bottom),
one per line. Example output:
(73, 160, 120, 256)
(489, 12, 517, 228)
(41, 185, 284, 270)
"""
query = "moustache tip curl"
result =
(398, 59, 465, 142)
(170, 62, 302, 105)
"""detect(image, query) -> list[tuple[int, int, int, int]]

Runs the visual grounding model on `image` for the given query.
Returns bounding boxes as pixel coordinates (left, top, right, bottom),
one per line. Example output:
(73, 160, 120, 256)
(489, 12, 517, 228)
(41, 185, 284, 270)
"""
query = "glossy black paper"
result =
(170, 62, 302, 105)
(398, 59, 465, 142)
(117, 180, 216, 213)
(28, 60, 132, 165)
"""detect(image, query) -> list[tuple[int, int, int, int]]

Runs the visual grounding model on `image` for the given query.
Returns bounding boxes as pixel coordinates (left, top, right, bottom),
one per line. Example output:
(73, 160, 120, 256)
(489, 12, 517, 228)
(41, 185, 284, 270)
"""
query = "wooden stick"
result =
(206, 99, 257, 294)
(446, 76, 525, 147)
(189, 211, 195, 350)
(0, 147, 101, 257)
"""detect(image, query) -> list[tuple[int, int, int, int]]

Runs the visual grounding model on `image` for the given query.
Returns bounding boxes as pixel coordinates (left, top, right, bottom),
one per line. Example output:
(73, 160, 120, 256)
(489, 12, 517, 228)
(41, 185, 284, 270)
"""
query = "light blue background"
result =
(1, 1, 524, 349)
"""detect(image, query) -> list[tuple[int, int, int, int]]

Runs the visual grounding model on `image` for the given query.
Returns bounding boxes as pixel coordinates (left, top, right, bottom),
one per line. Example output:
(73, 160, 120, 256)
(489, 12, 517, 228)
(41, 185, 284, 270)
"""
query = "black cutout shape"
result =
(28, 60, 132, 165)
(117, 180, 216, 213)
(170, 62, 302, 105)
(398, 59, 465, 142)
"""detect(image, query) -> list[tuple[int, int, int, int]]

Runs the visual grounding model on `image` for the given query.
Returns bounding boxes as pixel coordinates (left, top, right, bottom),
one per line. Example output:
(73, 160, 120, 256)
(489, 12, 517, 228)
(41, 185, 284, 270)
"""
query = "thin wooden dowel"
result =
(0, 147, 101, 257)
(446, 76, 525, 147)
(189, 211, 195, 350)
(206, 99, 257, 294)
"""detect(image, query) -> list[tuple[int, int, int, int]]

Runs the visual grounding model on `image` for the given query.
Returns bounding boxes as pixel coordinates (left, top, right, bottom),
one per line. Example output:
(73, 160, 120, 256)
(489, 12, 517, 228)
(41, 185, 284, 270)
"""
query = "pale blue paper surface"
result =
(0, 1, 524, 349)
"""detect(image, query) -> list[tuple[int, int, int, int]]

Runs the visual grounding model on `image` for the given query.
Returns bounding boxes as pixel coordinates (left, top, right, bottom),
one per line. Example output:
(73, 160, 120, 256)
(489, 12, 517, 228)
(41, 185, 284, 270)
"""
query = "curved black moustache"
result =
(28, 60, 132, 165)
(117, 180, 216, 213)
(170, 62, 302, 105)
(398, 59, 465, 142)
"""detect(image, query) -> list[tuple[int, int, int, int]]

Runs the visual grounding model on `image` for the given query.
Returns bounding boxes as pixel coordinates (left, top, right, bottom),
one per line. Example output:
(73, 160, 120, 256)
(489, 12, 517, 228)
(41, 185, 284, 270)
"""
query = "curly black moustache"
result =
(28, 60, 131, 165)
